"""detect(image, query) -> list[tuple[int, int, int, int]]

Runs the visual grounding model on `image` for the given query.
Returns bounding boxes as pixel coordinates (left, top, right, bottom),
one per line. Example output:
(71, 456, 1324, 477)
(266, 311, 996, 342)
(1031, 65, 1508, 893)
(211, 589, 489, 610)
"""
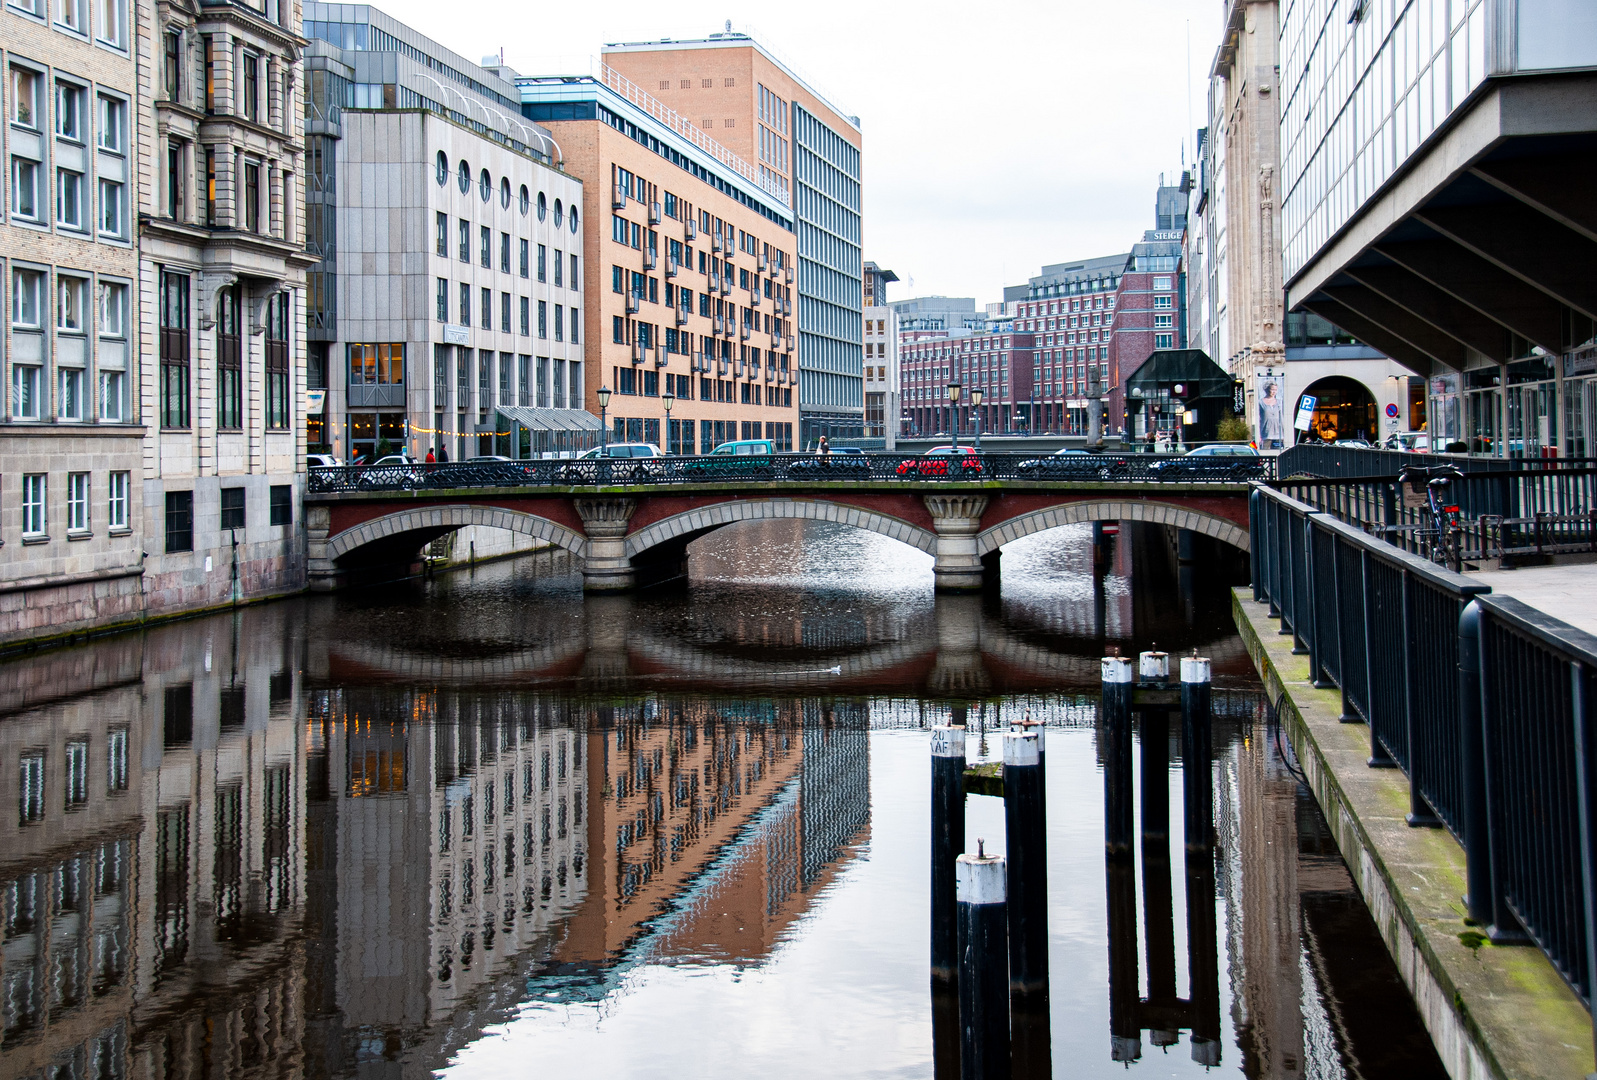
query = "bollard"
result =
(1139, 652, 1171, 848)
(1105, 858, 1141, 1063)
(1180, 655, 1213, 853)
(1102, 655, 1136, 860)
(931, 725, 967, 991)
(1186, 850, 1223, 1066)
(1003, 731, 1051, 1079)
(957, 847, 1010, 1080)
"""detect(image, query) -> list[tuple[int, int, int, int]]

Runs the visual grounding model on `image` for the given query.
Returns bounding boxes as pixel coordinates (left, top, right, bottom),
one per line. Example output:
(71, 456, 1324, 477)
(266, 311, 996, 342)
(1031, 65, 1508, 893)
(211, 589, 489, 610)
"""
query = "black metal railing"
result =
(1271, 459, 1597, 566)
(1252, 484, 1597, 1013)
(307, 451, 1278, 494)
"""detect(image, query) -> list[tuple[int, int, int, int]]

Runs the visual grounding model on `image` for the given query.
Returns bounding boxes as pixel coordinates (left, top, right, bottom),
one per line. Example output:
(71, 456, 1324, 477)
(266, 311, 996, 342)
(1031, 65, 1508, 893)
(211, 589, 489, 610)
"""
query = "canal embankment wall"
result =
(1231, 587, 1594, 1080)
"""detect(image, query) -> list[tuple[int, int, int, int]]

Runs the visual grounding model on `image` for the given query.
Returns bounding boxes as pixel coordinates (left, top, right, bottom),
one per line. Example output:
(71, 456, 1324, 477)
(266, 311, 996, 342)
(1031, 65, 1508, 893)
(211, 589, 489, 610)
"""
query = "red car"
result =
(896, 447, 984, 477)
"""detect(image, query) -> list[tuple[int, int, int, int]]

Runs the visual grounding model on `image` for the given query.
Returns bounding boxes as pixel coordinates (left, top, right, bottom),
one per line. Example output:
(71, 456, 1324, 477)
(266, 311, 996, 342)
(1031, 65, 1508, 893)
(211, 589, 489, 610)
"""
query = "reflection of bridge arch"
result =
(326, 504, 588, 563)
(976, 500, 1249, 556)
(624, 499, 936, 559)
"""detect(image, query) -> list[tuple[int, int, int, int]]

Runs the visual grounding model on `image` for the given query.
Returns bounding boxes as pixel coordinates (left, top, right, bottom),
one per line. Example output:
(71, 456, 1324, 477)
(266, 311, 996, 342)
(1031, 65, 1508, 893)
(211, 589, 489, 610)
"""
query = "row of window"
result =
(430, 346, 581, 412)
(433, 214, 578, 287)
(6, 0, 128, 51)
(435, 151, 578, 233)
(13, 470, 129, 538)
(16, 733, 130, 827)
(433, 279, 579, 342)
(6, 62, 131, 238)
(161, 485, 292, 553)
(155, 271, 292, 431)
(8, 266, 131, 422)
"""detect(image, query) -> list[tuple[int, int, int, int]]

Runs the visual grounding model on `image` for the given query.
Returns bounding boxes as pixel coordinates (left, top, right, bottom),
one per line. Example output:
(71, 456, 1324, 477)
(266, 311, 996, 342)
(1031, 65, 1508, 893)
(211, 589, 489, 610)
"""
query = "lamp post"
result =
(948, 382, 962, 453)
(597, 386, 611, 456)
(661, 389, 675, 453)
(970, 387, 984, 453)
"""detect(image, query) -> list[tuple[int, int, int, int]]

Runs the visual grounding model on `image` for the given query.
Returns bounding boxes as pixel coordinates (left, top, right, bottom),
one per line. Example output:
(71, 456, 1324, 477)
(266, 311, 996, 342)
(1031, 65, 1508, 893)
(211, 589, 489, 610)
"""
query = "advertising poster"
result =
(1255, 372, 1287, 448)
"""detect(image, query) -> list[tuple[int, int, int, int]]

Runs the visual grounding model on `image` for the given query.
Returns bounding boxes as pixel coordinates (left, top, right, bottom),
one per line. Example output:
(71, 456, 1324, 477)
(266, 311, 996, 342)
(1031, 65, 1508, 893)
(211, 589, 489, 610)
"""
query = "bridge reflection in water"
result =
(0, 521, 1445, 1079)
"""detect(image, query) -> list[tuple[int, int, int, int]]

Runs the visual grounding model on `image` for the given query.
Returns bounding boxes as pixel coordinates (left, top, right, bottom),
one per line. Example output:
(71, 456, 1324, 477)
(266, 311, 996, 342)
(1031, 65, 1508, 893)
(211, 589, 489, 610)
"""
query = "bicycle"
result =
(1397, 463, 1464, 570)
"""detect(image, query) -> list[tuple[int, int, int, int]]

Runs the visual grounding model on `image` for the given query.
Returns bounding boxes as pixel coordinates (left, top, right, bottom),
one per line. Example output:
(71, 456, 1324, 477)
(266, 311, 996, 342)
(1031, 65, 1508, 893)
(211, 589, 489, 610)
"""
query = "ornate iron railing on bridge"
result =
(306, 451, 1277, 494)
(1251, 483, 1597, 1016)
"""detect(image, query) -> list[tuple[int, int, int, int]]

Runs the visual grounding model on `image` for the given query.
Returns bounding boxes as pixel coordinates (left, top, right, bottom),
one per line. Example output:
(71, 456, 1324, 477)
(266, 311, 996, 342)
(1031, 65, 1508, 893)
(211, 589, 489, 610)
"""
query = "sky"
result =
(373, 0, 1221, 308)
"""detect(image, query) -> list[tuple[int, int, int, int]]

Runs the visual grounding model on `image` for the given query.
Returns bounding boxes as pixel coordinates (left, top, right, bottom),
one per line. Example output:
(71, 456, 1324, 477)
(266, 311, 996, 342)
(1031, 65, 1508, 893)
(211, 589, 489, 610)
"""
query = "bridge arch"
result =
(326, 504, 589, 563)
(975, 500, 1249, 556)
(624, 498, 937, 559)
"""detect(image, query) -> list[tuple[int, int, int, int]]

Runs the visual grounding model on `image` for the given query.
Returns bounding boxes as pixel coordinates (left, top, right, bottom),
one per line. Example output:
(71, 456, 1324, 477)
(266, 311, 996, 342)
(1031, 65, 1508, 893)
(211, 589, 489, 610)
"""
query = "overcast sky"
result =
(374, 0, 1220, 308)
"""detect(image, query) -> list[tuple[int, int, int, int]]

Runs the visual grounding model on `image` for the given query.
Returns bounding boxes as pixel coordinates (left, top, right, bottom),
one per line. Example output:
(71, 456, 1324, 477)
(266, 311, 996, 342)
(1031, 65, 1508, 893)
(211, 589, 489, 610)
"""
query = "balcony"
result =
(720, 277, 731, 297)
(783, 266, 793, 284)
(685, 219, 698, 242)
(631, 341, 644, 364)
(785, 335, 795, 351)
(648, 201, 662, 225)
(643, 247, 657, 271)
(666, 259, 678, 279)
(739, 323, 751, 342)
(713, 315, 725, 336)
(709, 272, 721, 292)
(626, 293, 640, 314)
(675, 307, 688, 327)
(718, 356, 730, 376)
(612, 185, 626, 210)
(654, 346, 667, 368)
(712, 233, 723, 253)
(751, 290, 762, 307)
(758, 253, 769, 273)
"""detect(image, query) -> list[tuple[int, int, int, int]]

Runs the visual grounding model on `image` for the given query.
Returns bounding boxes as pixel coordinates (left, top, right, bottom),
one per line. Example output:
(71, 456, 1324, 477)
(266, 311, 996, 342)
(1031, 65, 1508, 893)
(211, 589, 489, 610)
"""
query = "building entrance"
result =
(1297, 376, 1376, 443)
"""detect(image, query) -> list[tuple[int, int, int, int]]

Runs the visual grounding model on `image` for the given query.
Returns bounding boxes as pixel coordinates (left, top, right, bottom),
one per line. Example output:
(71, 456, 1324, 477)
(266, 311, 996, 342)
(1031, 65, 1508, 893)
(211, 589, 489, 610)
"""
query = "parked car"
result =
(577, 443, 668, 459)
(790, 444, 872, 478)
(356, 453, 423, 489)
(466, 454, 514, 462)
(895, 446, 984, 478)
(1016, 448, 1125, 481)
(1383, 432, 1430, 453)
(1149, 443, 1265, 481)
(558, 442, 672, 483)
(307, 453, 340, 469)
(681, 439, 778, 479)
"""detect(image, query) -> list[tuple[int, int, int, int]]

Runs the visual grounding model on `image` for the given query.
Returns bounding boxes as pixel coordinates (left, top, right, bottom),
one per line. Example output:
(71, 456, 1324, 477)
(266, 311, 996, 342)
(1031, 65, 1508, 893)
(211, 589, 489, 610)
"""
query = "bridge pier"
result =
(305, 505, 340, 592)
(925, 495, 989, 592)
(576, 497, 636, 591)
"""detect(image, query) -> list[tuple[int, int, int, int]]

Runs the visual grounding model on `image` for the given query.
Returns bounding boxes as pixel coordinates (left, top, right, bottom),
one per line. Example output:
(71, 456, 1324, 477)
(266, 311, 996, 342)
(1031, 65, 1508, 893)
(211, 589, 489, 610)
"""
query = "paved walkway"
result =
(1467, 563, 1597, 637)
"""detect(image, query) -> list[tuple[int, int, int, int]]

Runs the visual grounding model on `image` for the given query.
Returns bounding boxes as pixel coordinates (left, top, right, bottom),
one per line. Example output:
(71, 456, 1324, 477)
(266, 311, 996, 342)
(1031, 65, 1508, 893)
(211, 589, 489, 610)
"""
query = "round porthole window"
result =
(553, 198, 563, 228)
(435, 150, 448, 186)
(457, 160, 471, 194)
(519, 185, 530, 214)
(500, 177, 511, 209)
(479, 169, 491, 202)
(537, 191, 547, 221)
(569, 205, 578, 233)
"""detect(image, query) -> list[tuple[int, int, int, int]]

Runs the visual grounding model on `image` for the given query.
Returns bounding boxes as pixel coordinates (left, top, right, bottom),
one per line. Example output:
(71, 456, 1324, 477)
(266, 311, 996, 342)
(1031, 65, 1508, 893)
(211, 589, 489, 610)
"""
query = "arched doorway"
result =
(1297, 376, 1377, 443)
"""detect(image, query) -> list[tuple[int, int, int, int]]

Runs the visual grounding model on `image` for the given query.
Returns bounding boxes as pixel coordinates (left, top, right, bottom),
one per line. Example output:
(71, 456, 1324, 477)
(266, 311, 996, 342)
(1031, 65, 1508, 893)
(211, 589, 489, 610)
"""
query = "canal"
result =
(0, 521, 1447, 1079)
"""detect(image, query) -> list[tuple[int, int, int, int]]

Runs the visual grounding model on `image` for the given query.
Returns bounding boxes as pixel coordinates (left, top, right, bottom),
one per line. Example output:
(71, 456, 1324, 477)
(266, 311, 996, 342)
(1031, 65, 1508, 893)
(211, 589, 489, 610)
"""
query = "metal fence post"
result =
(1459, 600, 1494, 927)
(1569, 661, 1597, 1064)
(1250, 487, 1263, 602)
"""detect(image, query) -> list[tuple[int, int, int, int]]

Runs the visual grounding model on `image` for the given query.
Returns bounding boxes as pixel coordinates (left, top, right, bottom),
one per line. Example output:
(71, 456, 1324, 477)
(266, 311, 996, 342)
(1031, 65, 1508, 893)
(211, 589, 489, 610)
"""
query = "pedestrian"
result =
(818, 435, 831, 459)
(425, 448, 436, 464)
(1145, 428, 1156, 454)
(438, 442, 450, 464)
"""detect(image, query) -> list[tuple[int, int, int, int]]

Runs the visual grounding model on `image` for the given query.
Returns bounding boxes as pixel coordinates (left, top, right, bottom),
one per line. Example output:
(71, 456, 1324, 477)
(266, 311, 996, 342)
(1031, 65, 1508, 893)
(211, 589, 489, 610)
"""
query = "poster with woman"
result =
(1256, 372, 1287, 448)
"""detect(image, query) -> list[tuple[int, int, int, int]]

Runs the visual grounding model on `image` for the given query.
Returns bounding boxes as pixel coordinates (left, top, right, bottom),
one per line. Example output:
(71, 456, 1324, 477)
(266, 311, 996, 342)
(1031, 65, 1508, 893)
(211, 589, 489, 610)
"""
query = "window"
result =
(108, 472, 128, 530)
(553, 199, 563, 228)
(519, 238, 529, 277)
(570, 254, 579, 289)
(1153, 295, 1173, 309)
(99, 369, 123, 420)
(1154, 314, 1173, 329)
(56, 167, 84, 228)
(97, 0, 124, 45)
(459, 282, 470, 324)
(436, 211, 447, 256)
(538, 244, 546, 282)
(64, 740, 88, 806)
(554, 304, 563, 342)
(348, 343, 404, 385)
(22, 474, 46, 536)
(269, 485, 291, 526)
(12, 158, 39, 220)
(20, 753, 45, 825)
(242, 53, 259, 122)
(220, 487, 245, 531)
(570, 307, 579, 344)
(98, 178, 124, 236)
(58, 367, 83, 420)
(165, 491, 193, 552)
(519, 296, 529, 336)
(97, 95, 125, 151)
(12, 364, 41, 419)
(436, 277, 448, 321)
(553, 250, 563, 288)
(56, 82, 83, 139)
(458, 219, 469, 261)
(1154, 333, 1174, 349)
(537, 191, 547, 220)
(436, 150, 448, 185)
(216, 285, 241, 429)
(480, 287, 491, 330)
(1153, 276, 1173, 290)
(480, 225, 490, 267)
(500, 292, 510, 334)
(159, 271, 190, 428)
(519, 184, 529, 214)
(10, 68, 40, 127)
(500, 232, 510, 273)
(164, 139, 183, 219)
(67, 473, 89, 532)
(12, 268, 43, 327)
(265, 292, 289, 429)
(479, 168, 491, 203)
(458, 159, 470, 193)
(163, 30, 182, 99)
(538, 300, 547, 339)
(243, 161, 259, 231)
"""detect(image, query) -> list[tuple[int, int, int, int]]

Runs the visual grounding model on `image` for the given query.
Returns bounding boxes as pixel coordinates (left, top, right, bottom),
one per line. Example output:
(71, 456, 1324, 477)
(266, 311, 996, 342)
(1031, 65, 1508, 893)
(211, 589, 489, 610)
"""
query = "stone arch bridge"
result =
(305, 480, 1251, 592)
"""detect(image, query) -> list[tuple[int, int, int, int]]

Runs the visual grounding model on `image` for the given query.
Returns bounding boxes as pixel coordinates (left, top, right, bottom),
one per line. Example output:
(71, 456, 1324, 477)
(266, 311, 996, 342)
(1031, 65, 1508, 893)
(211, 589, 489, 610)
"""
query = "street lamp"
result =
(947, 382, 962, 453)
(970, 387, 984, 452)
(661, 389, 675, 453)
(596, 386, 611, 456)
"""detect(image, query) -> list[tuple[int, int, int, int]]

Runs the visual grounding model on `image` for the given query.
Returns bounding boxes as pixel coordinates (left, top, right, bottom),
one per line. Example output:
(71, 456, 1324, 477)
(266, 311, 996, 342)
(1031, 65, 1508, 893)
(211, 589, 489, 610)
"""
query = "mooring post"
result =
(1102, 654, 1136, 860)
(931, 724, 967, 991)
(1139, 652, 1170, 847)
(1180, 655, 1213, 853)
(957, 846, 1010, 1080)
(1003, 730, 1050, 1078)
(1106, 858, 1141, 1063)
(1185, 849, 1223, 1066)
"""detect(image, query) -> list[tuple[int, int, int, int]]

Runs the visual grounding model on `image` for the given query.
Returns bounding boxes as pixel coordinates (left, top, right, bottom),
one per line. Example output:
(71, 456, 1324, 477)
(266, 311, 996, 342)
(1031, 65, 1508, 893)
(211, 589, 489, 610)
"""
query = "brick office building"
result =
(601, 31, 864, 446)
(901, 331, 1035, 440)
(518, 68, 799, 452)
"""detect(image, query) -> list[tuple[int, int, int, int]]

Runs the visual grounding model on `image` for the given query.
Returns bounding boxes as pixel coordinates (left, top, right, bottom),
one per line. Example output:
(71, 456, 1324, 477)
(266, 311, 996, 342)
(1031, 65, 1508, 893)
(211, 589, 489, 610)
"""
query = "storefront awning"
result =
(1125, 349, 1234, 399)
(492, 407, 602, 433)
